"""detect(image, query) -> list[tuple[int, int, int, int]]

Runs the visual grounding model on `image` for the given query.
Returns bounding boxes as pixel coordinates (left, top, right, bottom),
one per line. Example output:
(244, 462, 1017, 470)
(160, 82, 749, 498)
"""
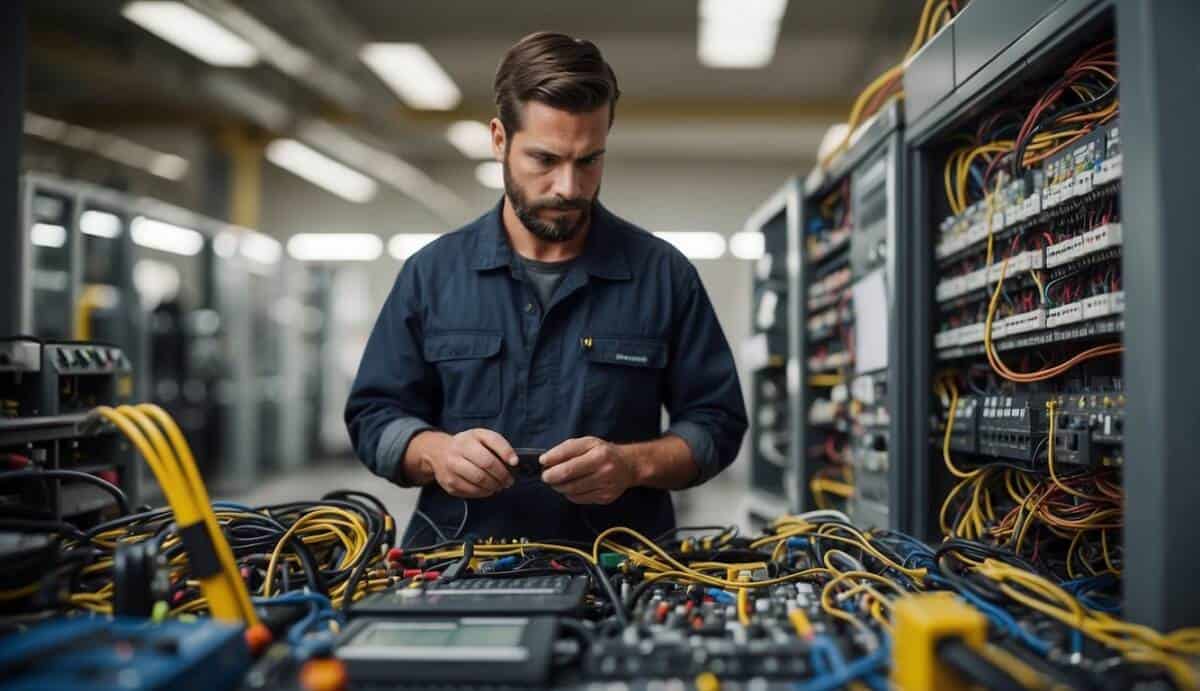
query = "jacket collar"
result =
(471, 198, 631, 281)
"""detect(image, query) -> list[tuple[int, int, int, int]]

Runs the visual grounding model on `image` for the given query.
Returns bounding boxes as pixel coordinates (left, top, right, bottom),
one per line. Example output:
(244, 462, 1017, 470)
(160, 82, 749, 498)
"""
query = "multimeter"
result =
(336, 616, 558, 684)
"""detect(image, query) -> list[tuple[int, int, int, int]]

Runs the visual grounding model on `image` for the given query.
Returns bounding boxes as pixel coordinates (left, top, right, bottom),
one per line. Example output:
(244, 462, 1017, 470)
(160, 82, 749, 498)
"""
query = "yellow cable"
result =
(137, 404, 258, 622)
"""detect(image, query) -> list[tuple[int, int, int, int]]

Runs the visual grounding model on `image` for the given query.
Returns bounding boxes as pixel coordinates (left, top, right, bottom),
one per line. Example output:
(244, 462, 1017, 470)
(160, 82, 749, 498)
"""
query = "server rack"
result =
(902, 0, 1200, 630)
(741, 177, 803, 524)
(793, 101, 907, 530)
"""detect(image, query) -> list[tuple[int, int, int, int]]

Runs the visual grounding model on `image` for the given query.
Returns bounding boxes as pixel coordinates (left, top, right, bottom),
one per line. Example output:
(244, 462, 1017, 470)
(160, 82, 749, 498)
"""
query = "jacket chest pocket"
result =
(424, 331, 503, 418)
(582, 336, 667, 420)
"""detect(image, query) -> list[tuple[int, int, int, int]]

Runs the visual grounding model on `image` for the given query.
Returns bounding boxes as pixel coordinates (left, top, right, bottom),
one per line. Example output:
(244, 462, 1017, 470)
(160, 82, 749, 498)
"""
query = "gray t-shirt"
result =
(516, 255, 575, 310)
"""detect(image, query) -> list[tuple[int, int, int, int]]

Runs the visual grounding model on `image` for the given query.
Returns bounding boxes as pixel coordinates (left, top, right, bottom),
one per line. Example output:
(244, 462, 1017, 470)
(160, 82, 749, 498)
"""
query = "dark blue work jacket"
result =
(345, 200, 747, 546)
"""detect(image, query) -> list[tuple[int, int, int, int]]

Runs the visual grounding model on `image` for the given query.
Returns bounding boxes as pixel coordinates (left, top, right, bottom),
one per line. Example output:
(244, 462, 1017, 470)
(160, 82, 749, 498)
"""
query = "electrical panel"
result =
(913, 11, 1126, 581)
(742, 180, 802, 518)
(798, 103, 903, 530)
(0, 337, 137, 523)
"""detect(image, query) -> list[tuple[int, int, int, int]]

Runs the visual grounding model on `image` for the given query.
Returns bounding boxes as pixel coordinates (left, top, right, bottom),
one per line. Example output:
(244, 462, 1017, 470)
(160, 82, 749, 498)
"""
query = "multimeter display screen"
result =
(349, 620, 526, 648)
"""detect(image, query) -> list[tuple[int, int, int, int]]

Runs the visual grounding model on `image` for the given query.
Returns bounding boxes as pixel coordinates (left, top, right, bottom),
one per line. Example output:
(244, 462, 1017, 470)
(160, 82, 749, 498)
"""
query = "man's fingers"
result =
(448, 456, 501, 494)
(462, 444, 513, 489)
(540, 437, 597, 468)
(542, 445, 605, 485)
(472, 429, 519, 467)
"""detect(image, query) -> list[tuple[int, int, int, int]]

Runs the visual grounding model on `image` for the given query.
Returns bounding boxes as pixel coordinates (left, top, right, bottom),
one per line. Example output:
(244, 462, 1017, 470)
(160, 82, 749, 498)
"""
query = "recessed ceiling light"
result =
(360, 43, 462, 111)
(446, 121, 495, 159)
(122, 1, 258, 67)
(286, 233, 383, 262)
(131, 217, 205, 256)
(388, 233, 443, 260)
(30, 223, 67, 249)
(698, 0, 788, 69)
(655, 231, 727, 259)
(729, 231, 765, 259)
(474, 161, 505, 190)
(80, 210, 123, 238)
(266, 139, 378, 203)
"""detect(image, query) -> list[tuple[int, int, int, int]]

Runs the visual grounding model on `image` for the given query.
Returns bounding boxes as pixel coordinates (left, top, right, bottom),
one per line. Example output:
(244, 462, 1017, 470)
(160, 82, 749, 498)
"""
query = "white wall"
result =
(258, 157, 808, 482)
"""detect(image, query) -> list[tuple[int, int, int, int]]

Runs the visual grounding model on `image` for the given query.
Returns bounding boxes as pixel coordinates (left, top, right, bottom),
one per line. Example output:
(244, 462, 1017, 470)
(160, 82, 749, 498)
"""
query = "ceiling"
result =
(26, 0, 923, 166)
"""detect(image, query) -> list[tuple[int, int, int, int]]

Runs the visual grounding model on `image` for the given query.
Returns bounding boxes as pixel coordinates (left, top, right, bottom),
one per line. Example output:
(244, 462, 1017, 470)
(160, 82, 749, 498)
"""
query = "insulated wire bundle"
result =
(0, 404, 395, 637)
(820, 0, 967, 169)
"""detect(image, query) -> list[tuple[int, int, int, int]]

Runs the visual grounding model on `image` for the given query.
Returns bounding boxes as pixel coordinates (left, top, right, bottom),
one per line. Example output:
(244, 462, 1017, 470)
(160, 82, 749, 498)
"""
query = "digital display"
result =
(349, 620, 526, 649)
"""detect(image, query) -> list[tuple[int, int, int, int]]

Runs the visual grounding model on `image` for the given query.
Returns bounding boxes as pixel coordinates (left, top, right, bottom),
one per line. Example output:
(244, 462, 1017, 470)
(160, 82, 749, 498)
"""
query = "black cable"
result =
(0, 518, 88, 543)
(556, 618, 596, 648)
(938, 638, 1027, 691)
(0, 469, 130, 515)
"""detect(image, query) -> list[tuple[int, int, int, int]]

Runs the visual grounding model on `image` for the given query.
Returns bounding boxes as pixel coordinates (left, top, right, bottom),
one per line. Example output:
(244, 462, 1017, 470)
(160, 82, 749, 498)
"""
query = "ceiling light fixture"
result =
(655, 231, 727, 260)
(474, 161, 505, 190)
(30, 223, 67, 249)
(122, 1, 259, 67)
(80, 210, 123, 238)
(446, 121, 495, 159)
(698, 0, 788, 69)
(729, 231, 766, 259)
(240, 230, 283, 265)
(286, 233, 383, 262)
(131, 217, 206, 256)
(266, 139, 378, 203)
(388, 233, 443, 261)
(360, 43, 462, 110)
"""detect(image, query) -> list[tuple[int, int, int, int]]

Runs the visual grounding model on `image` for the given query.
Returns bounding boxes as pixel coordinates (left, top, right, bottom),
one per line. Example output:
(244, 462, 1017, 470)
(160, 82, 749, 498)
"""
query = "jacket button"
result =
(525, 303, 535, 313)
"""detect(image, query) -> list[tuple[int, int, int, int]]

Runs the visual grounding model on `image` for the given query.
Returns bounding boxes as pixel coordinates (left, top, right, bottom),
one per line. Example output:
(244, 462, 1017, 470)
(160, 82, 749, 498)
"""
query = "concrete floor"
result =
(227, 456, 748, 535)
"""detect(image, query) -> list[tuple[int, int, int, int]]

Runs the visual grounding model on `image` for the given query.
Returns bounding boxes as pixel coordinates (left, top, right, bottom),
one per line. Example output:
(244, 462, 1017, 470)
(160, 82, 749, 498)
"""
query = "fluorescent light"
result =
(240, 230, 282, 265)
(122, 1, 258, 67)
(475, 161, 505, 189)
(729, 231, 765, 260)
(655, 232, 727, 260)
(287, 233, 383, 262)
(31, 223, 66, 249)
(446, 121, 494, 159)
(360, 43, 461, 110)
(388, 233, 442, 260)
(266, 139, 378, 203)
(297, 120, 466, 222)
(698, 0, 787, 69)
(213, 230, 238, 258)
(81, 210, 123, 238)
(133, 259, 181, 308)
(131, 217, 205, 256)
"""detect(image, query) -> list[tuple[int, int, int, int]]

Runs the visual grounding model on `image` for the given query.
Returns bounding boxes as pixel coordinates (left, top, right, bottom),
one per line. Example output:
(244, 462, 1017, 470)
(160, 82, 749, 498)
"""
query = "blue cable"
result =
(925, 574, 1052, 655)
(704, 588, 736, 605)
(794, 640, 891, 691)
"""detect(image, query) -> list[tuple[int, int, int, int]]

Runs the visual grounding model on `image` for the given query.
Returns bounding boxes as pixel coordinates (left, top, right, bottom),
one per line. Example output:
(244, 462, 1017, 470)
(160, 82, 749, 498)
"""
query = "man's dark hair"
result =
(493, 32, 620, 136)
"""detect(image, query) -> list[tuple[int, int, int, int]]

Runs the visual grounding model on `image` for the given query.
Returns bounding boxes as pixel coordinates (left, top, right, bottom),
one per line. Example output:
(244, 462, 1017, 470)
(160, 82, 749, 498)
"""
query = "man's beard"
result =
(503, 154, 596, 243)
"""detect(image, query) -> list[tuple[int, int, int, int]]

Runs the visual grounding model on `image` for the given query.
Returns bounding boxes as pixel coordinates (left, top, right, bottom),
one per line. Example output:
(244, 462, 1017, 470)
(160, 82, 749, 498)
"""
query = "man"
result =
(345, 32, 746, 546)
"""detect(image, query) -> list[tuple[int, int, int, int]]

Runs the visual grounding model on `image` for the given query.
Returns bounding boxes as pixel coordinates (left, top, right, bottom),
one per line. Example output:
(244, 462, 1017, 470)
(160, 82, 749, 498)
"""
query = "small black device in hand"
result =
(512, 448, 547, 480)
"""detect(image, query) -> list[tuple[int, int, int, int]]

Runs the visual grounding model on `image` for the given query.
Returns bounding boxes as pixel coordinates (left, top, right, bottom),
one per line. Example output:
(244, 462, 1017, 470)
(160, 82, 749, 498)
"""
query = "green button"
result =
(599, 552, 624, 569)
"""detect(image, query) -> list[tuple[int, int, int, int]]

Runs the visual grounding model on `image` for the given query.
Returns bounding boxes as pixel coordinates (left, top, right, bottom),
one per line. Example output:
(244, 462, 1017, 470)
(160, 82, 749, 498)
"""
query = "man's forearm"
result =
(401, 429, 450, 486)
(619, 433, 700, 490)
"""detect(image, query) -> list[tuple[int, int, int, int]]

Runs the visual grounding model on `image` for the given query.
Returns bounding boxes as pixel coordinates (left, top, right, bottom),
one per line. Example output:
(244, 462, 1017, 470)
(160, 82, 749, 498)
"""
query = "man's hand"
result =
(540, 436, 638, 505)
(414, 429, 518, 498)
